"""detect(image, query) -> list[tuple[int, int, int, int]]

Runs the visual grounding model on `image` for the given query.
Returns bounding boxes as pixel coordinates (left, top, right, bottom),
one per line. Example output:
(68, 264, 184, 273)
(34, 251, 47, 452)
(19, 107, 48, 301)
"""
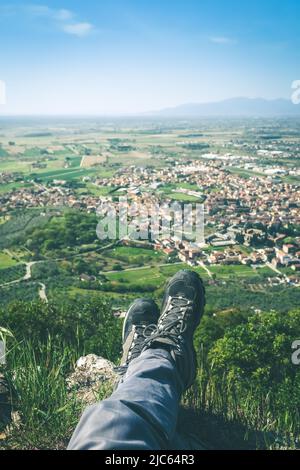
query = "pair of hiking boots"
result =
(120, 270, 206, 391)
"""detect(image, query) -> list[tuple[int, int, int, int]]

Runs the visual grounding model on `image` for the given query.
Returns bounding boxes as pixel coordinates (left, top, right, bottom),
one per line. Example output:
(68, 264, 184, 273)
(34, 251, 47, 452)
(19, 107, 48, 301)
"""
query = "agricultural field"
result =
(107, 265, 169, 286)
(104, 246, 165, 265)
(208, 264, 259, 279)
(0, 123, 172, 195)
(0, 251, 19, 269)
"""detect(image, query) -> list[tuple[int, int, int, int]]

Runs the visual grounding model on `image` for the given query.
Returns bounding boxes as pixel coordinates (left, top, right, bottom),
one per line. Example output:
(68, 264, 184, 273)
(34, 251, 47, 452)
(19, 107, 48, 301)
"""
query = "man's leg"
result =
(68, 347, 183, 450)
(68, 271, 205, 451)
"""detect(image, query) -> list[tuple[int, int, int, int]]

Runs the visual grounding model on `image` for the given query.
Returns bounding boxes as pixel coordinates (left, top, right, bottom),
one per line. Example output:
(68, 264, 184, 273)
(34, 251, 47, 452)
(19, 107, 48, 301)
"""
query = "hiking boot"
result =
(143, 270, 205, 390)
(120, 298, 160, 367)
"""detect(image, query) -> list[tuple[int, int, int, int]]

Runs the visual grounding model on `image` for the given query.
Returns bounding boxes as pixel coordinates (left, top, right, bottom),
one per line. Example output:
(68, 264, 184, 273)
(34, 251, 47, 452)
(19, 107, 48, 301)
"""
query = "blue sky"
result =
(0, 0, 300, 114)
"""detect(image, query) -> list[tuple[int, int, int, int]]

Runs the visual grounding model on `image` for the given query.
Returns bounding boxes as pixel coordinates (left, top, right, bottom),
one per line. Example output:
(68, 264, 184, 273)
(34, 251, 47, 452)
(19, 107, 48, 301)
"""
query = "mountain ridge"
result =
(150, 97, 300, 117)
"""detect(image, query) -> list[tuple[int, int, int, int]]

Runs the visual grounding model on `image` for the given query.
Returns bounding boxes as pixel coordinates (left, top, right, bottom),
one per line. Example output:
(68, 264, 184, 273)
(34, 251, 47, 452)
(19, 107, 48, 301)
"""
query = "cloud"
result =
(14, 4, 94, 37)
(62, 22, 94, 37)
(54, 9, 74, 21)
(209, 36, 236, 45)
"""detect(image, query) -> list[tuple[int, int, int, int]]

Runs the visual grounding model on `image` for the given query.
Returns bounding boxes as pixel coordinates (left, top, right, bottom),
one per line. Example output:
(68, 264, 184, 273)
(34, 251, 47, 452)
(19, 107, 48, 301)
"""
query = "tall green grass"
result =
(181, 346, 300, 449)
(2, 338, 81, 449)
(1, 336, 115, 449)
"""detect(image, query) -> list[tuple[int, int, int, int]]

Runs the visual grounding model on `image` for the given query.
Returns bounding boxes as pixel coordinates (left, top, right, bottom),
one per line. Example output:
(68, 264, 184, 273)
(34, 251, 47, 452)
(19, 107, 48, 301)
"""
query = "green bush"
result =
(0, 297, 122, 363)
(196, 309, 300, 437)
(0, 264, 26, 283)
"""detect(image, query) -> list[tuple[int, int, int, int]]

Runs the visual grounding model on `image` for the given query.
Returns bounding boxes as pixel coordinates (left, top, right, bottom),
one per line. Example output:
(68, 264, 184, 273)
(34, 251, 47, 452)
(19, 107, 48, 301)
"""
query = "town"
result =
(0, 118, 299, 312)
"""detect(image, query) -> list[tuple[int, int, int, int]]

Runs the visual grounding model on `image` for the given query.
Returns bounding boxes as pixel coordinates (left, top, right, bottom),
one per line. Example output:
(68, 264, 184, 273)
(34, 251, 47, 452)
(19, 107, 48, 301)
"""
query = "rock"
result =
(0, 373, 11, 431)
(66, 354, 119, 407)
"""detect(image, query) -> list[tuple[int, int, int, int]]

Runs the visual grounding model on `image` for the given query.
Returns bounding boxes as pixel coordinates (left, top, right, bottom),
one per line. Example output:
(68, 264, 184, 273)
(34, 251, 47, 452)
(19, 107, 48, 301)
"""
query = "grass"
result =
(1, 327, 298, 450)
(105, 246, 164, 264)
(159, 183, 204, 203)
(254, 266, 278, 277)
(0, 216, 11, 225)
(203, 245, 226, 253)
(105, 263, 210, 292)
(166, 192, 201, 202)
(1, 339, 83, 449)
(66, 156, 82, 168)
(208, 265, 257, 279)
(0, 160, 32, 173)
(0, 182, 35, 194)
(66, 287, 137, 306)
(228, 167, 265, 179)
(27, 168, 97, 182)
(81, 183, 113, 197)
(68, 286, 103, 297)
(0, 252, 19, 269)
(279, 267, 296, 276)
(106, 263, 258, 287)
(107, 265, 166, 287)
(182, 369, 299, 450)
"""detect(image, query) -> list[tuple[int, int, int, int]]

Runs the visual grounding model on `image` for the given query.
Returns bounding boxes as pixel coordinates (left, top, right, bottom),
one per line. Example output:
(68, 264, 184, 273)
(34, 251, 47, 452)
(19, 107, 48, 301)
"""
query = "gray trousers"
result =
(68, 348, 184, 450)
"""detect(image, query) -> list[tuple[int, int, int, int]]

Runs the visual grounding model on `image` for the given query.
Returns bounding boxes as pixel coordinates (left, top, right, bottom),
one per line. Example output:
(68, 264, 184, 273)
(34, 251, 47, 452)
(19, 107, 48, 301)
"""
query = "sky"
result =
(0, 0, 300, 115)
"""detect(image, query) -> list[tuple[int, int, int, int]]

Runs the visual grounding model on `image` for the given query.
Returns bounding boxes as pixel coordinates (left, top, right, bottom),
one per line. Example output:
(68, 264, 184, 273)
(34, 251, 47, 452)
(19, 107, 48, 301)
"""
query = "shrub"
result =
(0, 297, 122, 363)
(196, 309, 300, 437)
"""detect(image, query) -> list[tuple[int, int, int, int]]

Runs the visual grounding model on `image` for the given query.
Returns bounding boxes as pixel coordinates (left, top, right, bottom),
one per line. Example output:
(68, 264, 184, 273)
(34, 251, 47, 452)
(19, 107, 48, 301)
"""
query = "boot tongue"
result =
(168, 280, 195, 300)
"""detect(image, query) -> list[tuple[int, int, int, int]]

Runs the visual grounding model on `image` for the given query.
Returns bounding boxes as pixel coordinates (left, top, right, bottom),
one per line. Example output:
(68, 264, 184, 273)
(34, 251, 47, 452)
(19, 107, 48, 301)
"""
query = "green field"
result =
(80, 183, 115, 197)
(0, 160, 33, 173)
(105, 246, 164, 263)
(166, 192, 201, 202)
(254, 266, 278, 277)
(0, 251, 19, 269)
(25, 167, 97, 182)
(93, 263, 278, 291)
(228, 167, 265, 178)
(0, 182, 33, 194)
(159, 182, 204, 202)
(208, 264, 257, 278)
(106, 263, 208, 289)
(68, 156, 82, 168)
(107, 266, 165, 286)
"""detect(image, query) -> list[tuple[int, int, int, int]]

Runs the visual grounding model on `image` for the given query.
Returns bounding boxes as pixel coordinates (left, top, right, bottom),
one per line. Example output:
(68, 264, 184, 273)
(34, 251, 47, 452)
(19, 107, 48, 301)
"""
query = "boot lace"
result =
(143, 296, 192, 353)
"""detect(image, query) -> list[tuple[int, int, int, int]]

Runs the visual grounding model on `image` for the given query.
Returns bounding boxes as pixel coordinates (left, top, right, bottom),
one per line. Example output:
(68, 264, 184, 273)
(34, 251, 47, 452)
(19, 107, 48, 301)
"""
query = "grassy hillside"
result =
(0, 297, 299, 450)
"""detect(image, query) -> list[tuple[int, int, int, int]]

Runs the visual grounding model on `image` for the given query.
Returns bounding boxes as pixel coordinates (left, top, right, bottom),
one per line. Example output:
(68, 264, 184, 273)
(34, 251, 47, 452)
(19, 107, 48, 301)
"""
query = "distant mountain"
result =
(152, 97, 300, 117)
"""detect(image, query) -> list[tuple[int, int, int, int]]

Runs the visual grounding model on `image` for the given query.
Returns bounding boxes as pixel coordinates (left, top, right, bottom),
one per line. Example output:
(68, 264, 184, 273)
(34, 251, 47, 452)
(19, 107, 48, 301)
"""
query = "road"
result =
(198, 261, 213, 278)
(266, 262, 290, 282)
(38, 283, 48, 303)
(0, 260, 40, 287)
(0, 241, 119, 298)
(2, 248, 298, 299)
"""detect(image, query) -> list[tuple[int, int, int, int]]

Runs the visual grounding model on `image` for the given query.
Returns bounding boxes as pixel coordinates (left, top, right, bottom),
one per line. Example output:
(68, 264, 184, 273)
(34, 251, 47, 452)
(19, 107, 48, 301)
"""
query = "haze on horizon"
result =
(0, 0, 300, 116)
